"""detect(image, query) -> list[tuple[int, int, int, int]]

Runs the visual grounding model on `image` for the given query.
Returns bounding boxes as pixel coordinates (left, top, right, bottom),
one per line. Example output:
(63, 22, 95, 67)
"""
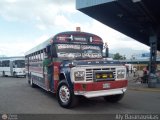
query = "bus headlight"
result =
(117, 69, 125, 79)
(74, 71, 85, 81)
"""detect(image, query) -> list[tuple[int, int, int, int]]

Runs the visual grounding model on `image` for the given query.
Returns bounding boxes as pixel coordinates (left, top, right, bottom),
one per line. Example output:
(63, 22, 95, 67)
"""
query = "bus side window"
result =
(37, 52, 40, 61)
(2, 60, 9, 67)
(29, 56, 31, 62)
(31, 55, 34, 62)
(38, 52, 41, 61)
(42, 49, 45, 60)
(37, 52, 39, 61)
(2, 61, 4, 67)
(33, 54, 35, 62)
(13, 62, 15, 68)
(40, 50, 43, 61)
(33, 53, 35, 62)
(35, 53, 37, 62)
(39, 51, 42, 61)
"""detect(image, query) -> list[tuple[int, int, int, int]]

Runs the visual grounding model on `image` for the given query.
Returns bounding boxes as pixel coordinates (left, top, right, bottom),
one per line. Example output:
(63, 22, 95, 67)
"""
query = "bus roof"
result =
(25, 38, 51, 56)
(53, 31, 102, 38)
(53, 31, 103, 43)
(25, 31, 103, 56)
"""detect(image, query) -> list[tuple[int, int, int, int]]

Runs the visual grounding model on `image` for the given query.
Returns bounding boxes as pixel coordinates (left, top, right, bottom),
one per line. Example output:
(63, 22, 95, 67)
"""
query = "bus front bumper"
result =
(74, 87, 127, 98)
(14, 72, 26, 76)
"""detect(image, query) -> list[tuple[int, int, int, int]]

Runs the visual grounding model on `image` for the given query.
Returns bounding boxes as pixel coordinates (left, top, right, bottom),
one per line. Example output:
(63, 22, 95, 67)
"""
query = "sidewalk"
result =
(127, 71, 160, 92)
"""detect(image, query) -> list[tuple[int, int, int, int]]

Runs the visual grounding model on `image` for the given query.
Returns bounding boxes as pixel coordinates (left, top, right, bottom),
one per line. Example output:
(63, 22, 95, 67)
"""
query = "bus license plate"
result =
(103, 83, 110, 89)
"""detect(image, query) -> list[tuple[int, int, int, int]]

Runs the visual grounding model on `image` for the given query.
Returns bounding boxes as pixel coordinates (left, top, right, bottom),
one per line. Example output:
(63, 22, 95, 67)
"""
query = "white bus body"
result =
(0, 57, 25, 77)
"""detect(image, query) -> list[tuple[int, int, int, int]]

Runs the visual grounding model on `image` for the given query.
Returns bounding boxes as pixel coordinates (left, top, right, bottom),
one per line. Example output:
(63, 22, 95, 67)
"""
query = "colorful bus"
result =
(25, 31, 128, 108)
(0, 57, 25, 77)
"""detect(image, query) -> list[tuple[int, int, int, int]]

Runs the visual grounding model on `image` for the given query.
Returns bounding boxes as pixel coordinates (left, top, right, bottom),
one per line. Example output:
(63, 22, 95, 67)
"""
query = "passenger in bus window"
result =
(43, 53, 52, 91)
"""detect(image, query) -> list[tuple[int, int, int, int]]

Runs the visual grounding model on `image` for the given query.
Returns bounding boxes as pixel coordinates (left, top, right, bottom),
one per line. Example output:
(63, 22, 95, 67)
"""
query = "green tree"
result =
(113, 53, 126, 60)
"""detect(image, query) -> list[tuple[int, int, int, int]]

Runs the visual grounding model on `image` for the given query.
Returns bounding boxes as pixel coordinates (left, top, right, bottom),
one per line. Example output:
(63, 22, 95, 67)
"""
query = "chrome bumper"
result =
(74, 87, 127, 98)
(15, 72, 26, 76)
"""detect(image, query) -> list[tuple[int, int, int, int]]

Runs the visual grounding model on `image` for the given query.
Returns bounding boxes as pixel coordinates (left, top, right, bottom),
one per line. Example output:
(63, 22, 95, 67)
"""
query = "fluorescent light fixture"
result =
(132, 0, 141, 3)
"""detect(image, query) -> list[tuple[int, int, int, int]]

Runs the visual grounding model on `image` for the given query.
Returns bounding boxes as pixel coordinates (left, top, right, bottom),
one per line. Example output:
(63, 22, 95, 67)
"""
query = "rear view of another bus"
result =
(0, 57, 26, 77)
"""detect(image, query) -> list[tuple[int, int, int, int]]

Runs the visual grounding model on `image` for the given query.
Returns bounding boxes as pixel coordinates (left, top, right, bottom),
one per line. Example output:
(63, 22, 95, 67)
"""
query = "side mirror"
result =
(46, 45, 50, 54)
(103, 42, 109, 58)
(103, 47, 109, 58)
(52, 45, 57, 57)
(46, 45, 52, 57)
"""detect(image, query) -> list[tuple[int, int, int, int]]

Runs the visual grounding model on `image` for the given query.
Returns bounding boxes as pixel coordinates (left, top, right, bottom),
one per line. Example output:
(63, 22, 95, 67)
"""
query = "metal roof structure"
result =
(76, 0, 160, 50)
(0, 56, 25, 60)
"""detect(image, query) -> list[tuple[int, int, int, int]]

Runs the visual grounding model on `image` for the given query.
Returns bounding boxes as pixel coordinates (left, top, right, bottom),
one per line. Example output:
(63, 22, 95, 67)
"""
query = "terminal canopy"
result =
(76, 0, 160, 50)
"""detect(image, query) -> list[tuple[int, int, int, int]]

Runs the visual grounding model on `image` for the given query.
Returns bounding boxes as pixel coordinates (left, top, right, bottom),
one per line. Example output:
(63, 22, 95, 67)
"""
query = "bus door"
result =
(10, 61, 13, 76)
(44, 46, 54, 91)
(50, 45, 58, 91)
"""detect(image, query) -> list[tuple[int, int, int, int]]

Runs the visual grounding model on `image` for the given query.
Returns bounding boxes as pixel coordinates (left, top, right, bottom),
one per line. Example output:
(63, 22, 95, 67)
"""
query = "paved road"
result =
(0, 77, 160, 114)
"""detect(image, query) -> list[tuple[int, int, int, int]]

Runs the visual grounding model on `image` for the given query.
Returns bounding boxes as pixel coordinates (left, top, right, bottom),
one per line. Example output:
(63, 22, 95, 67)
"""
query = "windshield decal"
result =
(56, 44, 102, 59)
(57, 44, 80, 49)
(81, 45, 100, 50)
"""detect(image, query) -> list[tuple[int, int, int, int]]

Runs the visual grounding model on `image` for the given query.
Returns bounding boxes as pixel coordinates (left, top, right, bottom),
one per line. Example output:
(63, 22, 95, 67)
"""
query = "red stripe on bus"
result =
(74, 80, 128, 91)
(54, 80, 59, 92)
(53, 62, 61, 92)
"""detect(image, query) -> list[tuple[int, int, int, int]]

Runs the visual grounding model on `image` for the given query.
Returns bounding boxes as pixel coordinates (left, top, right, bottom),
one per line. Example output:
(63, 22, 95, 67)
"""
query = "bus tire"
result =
(57, 80, 79, 108)
(2, 71, 5, 77)
(28, 80, 30, 84)
(27, 73, 31, 84)
(104, 93, 124, 103)
(13, 72, 17, 78)
(30, 78, 36, 88)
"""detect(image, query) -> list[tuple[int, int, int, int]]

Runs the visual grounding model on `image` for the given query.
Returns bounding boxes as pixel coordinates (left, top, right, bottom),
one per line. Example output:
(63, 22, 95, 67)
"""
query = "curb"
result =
(128, 88, 160, 92)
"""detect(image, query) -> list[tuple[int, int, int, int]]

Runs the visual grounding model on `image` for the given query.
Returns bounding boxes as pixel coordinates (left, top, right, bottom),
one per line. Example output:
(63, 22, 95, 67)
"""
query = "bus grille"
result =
(85, 68, 116, 81)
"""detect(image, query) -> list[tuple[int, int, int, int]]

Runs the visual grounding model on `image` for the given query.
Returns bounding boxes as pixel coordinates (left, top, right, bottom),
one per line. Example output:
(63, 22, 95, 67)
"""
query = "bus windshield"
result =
(56, 44, 102, 59)
(14, 60, 25, 68)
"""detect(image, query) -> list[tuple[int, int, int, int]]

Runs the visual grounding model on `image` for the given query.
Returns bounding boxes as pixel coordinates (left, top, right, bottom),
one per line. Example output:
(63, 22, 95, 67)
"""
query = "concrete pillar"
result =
(148, 32, 158, 88)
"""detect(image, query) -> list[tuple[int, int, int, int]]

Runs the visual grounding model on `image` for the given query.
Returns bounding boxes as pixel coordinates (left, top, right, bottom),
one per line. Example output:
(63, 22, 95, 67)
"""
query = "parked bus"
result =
(0, 57, 25, 77)
(25, 30, 128, 108)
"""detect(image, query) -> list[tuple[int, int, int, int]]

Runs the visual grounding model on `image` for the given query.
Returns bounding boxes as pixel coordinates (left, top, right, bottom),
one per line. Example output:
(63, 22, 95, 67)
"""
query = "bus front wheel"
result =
(57, 80, 79, 108)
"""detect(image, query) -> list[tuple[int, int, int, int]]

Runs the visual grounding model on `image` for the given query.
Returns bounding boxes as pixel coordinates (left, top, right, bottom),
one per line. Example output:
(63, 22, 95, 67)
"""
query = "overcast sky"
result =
(0, 0, 149, 57)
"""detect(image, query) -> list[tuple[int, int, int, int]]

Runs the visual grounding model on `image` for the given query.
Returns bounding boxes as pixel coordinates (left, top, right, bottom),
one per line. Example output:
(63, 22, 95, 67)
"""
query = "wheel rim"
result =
(59, 85, 70, 104)
(30, 79, 33, 85)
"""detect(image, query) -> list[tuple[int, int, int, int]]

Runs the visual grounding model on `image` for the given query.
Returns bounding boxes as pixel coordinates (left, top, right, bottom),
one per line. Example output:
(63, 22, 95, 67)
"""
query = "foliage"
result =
(113, 53, 126, 60)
